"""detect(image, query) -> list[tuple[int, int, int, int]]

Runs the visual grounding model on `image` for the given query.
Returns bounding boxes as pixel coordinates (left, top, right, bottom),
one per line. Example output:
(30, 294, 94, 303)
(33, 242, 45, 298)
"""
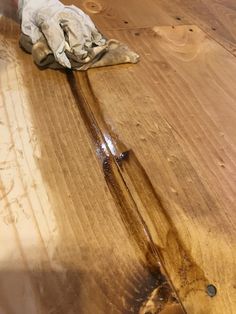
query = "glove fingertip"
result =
(56, 53, 72, 69)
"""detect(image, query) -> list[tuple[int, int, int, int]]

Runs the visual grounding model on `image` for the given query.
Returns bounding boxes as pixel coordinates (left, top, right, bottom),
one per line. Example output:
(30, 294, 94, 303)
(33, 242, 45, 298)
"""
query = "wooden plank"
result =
(0, 15, 184, 314)
(157, 0, 236, 55)
(66, 0, 236, 54)
(85, 25, 236, 313)
(63, 0, 177, 29)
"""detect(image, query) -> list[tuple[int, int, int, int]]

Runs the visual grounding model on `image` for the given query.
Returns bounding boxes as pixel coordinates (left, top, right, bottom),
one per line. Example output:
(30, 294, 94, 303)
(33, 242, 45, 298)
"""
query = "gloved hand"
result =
(18, 0, 106, 68)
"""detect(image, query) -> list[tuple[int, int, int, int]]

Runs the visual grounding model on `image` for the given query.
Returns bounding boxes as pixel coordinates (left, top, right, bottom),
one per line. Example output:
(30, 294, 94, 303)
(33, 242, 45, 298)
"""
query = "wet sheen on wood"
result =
(85, 24, 236, 313)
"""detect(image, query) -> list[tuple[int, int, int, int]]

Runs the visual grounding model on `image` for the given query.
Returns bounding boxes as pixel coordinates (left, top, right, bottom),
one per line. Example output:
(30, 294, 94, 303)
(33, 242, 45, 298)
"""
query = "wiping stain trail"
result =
(66, 70, 189, 313)
(66, 70, 165, 264)
(71, 71, 209, 297)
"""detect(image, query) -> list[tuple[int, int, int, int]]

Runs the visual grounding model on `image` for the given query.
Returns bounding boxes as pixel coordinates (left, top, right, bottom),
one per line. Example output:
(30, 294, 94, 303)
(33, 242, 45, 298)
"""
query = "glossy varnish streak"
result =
(67, 71, 185, 313)
(69, 71, 210, 307)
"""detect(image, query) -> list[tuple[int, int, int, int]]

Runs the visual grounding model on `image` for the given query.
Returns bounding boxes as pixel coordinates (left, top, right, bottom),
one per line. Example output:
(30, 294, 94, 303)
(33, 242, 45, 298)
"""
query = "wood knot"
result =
(83, 1, 103, 13)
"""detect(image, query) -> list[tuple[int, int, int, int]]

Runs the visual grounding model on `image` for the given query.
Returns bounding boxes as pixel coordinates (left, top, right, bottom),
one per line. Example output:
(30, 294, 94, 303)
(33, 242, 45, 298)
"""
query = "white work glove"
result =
(18, 0, 106, 68)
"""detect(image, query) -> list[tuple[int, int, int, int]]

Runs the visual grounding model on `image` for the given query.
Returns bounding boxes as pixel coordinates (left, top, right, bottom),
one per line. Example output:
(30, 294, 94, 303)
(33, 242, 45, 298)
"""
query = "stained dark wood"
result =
(85, 24, 236, 313)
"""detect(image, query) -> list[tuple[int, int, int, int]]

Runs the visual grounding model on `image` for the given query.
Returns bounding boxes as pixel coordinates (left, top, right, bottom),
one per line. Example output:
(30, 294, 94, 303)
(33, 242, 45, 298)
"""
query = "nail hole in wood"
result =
(207, 284, 217, 297)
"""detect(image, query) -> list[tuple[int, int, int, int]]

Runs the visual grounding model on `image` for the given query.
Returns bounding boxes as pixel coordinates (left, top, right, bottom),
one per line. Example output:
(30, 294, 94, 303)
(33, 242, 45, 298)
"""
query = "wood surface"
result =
(68, 0, 236, 55)
(1, 1, 236, 313)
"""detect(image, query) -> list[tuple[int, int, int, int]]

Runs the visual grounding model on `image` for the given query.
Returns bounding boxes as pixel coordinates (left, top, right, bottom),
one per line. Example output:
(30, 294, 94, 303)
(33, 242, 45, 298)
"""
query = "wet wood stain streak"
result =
(66, 71, 185, 313)
(70, 70, 210, 304)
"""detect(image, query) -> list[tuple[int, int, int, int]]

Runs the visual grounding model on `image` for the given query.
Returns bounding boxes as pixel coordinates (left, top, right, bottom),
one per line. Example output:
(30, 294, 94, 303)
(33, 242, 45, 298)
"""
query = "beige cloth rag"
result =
(20, 33, 140, 70)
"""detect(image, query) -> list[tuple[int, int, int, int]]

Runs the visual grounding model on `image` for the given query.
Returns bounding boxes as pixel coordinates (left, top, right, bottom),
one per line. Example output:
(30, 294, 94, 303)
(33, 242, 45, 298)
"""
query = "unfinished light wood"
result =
(66, 0, 236, 55)
(85, 25, 236, 313)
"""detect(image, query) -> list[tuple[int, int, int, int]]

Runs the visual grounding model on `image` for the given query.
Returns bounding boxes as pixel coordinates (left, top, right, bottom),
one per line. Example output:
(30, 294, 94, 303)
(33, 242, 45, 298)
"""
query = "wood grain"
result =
(85, 25, 236, 313)
(66, 0, 236, 55)
(0, 13, 183, 314)
(1, 1, 236, 313)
